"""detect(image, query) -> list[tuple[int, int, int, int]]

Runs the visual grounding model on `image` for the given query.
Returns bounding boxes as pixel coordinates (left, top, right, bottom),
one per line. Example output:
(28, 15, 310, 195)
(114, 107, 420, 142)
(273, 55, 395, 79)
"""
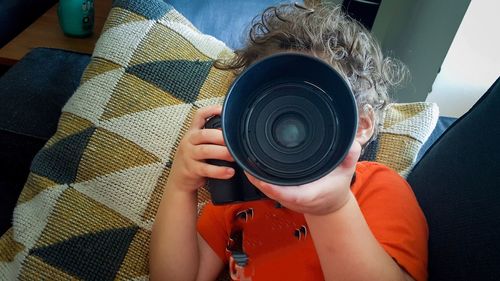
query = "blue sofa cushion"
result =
(408, 77, 500, 281)
(416, 116, 456, 163)
(0, 130, 46, 235)
(0, 48, 90, 235)
(166, 0, 300, 50)
(0, 48, 90, 139)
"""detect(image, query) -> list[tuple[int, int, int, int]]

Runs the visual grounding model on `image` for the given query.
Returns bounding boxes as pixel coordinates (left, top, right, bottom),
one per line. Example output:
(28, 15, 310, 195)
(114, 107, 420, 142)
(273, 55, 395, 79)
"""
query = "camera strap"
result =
(226, 229, 254, 279)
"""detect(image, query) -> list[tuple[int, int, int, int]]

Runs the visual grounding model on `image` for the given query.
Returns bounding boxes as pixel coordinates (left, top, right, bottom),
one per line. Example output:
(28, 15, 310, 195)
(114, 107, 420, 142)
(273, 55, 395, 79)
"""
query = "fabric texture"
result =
(0, 0, 233, 279)
(408, 77, 500, 281)
(0, 48, 90, 235)
(198, 162, 428, 281)
(360, 102, 439, 177)
(416, 116, 456, 163)
(0, 0, 437, 279)
(0, 48, 91, 139)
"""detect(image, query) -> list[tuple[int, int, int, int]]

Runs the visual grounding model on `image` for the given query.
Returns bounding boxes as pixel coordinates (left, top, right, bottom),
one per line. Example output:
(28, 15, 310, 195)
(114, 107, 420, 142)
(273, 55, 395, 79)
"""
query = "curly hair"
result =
(215, 2, 408, 142)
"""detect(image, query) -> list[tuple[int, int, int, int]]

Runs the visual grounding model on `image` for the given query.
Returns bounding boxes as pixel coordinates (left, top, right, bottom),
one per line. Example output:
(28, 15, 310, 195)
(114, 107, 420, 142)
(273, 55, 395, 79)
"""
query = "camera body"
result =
(205, 117, 266, 205)
(205, 53, 357, 205)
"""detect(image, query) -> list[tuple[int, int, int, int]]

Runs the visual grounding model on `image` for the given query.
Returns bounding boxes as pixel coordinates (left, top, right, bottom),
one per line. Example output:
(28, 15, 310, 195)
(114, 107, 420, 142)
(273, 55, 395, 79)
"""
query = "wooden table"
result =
(0, 0, 112, 65)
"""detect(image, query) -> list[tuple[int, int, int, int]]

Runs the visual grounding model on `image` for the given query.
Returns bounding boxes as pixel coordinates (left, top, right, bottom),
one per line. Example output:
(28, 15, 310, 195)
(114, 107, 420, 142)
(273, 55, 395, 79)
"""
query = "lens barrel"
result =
(222, 53, 357, 186)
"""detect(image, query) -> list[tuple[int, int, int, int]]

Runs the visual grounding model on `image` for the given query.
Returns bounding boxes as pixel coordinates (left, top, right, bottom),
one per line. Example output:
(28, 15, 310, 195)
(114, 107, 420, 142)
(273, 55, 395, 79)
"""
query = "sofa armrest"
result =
(416, 116, 457, 163)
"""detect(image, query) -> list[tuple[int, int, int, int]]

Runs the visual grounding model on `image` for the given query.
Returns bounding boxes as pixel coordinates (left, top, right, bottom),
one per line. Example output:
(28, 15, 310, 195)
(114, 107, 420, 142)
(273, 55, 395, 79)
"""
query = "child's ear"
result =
(355, 104, 375, 146)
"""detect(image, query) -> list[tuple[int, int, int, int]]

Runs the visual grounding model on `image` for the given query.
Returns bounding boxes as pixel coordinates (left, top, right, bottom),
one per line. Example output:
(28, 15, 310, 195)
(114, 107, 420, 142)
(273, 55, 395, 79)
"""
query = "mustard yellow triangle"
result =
(116, 228, 150, 279)
(375, 133, 419, 174)
(20, 255, 80, 281)
(142, 165, 170, 223)
(76, 128, 161, 183)
(34, 188, 135, 247)
(0, 228, 25, 262)
(129, 23, 212, 66)
(198, 187, 212, 215)
(198, 66, 235, 101)
(17, 174, 58, 204)
(45, 112, 94, 148)
(100, 72, 184, 121)
(383, 103, 428, 129)
(81, 57, 122, 84)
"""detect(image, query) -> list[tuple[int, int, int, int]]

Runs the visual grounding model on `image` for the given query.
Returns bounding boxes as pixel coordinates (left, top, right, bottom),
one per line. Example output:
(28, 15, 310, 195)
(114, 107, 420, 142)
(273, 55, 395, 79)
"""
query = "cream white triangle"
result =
(63, 68, 125, 125)
(94, 20, 155, 66)
(160, 9, 199, 32)
(99, 103, 193, 162)
(1, 185, 68, 279)
(12, 185, 69, 250)
(194, 97, 225, 108)
(72, 162, 165, 230)
(382, 103, 439, 142)
(0, 257, 21, 281)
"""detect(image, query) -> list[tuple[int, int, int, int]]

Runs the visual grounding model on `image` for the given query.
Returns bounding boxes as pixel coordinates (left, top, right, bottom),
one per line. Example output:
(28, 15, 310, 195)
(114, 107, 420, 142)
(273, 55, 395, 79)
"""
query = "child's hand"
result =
(245, 141, 362, 216)
(167, 105, 235, 193)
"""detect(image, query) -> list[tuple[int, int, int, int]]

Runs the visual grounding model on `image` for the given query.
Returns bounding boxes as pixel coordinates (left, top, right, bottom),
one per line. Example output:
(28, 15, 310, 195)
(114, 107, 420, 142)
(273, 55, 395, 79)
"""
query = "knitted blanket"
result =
(0, 0, 437, 279)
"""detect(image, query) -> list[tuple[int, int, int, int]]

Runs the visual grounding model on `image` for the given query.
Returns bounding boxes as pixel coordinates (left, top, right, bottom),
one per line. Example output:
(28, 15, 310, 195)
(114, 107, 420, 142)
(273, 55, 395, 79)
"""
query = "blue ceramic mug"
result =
(58, 0, 95, 37)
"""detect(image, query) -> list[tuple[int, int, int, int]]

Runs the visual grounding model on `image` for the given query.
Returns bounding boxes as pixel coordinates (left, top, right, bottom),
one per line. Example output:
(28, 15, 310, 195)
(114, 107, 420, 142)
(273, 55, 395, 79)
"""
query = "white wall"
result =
(371, 0, 470, 103)
(426, 0, 500, 118)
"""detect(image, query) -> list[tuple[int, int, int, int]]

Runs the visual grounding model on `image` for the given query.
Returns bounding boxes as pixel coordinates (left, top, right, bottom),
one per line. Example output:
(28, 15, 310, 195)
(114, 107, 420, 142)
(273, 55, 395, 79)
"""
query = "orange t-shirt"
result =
(197, 162, 428, 281)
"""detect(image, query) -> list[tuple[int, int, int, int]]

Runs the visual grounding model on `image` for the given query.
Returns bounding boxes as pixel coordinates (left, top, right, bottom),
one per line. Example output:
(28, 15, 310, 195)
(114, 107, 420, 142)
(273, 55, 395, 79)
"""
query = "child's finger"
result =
(190, 129, 225, 145)
(190, 105, 222, 129)
(193, 144, 234, 162)
(338, 141, 362, 170)
(262, 184, 303, 205)
(244, 172, 301, 203)
(195, 162, 235, 179)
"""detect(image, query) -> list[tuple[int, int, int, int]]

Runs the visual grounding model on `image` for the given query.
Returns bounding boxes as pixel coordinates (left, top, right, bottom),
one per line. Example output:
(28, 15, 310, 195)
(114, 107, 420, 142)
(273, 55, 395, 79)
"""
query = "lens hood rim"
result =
(221, 52, 358, 186)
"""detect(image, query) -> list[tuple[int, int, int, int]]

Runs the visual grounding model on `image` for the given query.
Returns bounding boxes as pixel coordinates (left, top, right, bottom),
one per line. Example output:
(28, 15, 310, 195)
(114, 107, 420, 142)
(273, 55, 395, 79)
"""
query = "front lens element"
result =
(273, 113, 307, 149)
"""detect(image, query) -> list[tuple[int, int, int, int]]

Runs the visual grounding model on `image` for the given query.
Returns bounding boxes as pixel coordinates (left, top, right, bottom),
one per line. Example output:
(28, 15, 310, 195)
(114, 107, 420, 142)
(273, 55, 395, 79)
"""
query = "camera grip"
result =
(206, 159, 242, 205)
(205, 116, 241, 204)
(204, 115, 265, 204)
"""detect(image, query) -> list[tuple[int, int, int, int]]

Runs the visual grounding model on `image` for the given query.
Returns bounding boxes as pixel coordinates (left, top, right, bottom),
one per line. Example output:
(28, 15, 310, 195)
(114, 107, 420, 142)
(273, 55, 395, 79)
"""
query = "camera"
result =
(206, 53, 358, 205)
(205, 117, 266, 204)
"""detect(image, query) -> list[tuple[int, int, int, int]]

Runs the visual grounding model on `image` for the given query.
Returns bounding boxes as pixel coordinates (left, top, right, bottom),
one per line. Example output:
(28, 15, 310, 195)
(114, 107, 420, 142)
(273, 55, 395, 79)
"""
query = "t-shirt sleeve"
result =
(353, 162, 429, 281)
(197, 203, 229, 263)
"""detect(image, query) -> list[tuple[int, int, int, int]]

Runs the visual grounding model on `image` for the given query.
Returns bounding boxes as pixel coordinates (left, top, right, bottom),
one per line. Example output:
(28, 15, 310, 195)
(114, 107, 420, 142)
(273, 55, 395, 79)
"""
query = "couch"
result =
(0, 0, 498, 280)
(0, 0, 57, 48)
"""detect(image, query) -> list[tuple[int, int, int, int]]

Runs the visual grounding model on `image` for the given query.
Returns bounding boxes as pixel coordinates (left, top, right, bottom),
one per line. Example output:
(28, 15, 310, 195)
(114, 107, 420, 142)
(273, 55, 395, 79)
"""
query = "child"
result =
(150, 3, 428, 281)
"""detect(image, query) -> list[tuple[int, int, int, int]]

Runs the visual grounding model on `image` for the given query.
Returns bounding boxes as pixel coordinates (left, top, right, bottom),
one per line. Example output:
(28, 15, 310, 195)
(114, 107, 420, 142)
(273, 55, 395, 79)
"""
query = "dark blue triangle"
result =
(112, 0, 172, 20)
(127, 60, 213, 103)
(30, 226, 139, 281)
(31, 127, 95, 184)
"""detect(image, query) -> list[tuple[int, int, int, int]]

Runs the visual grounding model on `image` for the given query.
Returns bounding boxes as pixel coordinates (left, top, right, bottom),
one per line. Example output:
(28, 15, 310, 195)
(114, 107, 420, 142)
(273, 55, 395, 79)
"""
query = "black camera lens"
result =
(242, 81, 338, 181)
(221, 53, 357, 186)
